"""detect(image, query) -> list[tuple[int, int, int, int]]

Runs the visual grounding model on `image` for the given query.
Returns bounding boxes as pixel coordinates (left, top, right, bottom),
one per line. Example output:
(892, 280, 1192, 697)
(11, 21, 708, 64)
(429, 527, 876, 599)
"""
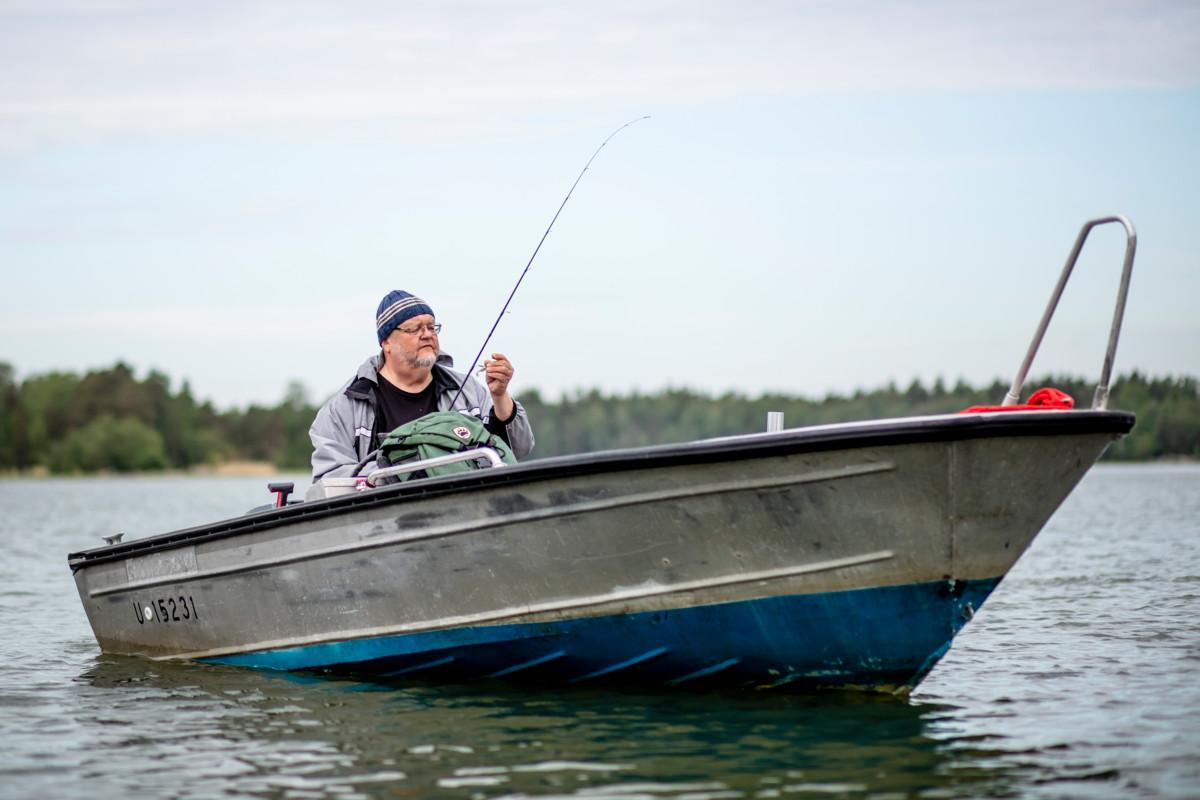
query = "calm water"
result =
(1, 465, 1197, 799)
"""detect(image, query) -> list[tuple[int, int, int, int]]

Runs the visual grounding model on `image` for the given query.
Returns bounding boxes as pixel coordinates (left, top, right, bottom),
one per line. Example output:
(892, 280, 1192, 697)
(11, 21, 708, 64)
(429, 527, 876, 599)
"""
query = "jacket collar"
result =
(345, 352, 459, 404)
(345, 354, 383, 402)
(432, 361, 463, 395)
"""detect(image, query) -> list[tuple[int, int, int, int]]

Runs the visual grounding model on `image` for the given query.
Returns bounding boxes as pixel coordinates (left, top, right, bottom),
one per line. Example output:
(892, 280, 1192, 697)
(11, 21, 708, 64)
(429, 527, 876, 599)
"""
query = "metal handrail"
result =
(1003, 215, 1137, 410)
(365, 447, 506, 486)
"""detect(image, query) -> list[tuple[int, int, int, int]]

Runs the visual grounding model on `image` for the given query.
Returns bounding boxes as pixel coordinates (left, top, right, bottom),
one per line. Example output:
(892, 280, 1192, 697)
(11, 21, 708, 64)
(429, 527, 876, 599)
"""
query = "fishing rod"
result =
(449, 115, 651, 410)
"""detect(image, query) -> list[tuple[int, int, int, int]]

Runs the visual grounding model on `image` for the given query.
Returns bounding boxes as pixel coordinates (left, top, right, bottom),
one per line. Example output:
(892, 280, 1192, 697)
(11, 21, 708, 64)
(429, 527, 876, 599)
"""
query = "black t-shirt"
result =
(375, 374, 438, 438)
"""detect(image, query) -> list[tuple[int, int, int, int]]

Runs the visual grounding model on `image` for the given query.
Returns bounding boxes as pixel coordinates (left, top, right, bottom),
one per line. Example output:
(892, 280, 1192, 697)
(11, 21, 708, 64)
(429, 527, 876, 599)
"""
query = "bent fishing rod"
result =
(448, 115, 651, 410)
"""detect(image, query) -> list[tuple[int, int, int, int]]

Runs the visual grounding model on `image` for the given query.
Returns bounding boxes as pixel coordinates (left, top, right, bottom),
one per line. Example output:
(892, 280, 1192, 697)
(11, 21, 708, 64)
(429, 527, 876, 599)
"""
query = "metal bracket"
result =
(1003, 215, 1137, 410)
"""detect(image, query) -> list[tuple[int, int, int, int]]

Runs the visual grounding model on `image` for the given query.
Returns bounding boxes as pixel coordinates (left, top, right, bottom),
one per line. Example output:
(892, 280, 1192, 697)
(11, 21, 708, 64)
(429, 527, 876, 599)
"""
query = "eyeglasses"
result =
(395, 322, 442, 336)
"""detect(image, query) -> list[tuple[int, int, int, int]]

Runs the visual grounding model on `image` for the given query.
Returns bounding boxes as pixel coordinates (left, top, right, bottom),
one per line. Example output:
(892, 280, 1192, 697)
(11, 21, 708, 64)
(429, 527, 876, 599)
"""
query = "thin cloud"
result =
(1, 1, 1197, 148)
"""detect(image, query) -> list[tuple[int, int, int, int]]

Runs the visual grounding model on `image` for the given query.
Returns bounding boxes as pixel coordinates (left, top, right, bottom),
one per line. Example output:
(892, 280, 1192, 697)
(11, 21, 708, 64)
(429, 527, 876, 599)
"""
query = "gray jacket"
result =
(309, 353, 535, 481)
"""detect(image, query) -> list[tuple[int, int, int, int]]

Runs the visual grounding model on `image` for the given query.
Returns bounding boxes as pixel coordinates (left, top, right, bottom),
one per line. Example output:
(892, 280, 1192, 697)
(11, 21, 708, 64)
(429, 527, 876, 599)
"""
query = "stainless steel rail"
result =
(366, 447, 506, 486)
(1003, 215, 1137, 410)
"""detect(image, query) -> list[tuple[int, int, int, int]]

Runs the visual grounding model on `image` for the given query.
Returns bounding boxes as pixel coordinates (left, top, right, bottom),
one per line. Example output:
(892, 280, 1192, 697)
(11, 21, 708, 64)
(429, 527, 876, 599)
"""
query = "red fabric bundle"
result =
(961, 387, 1075, 414)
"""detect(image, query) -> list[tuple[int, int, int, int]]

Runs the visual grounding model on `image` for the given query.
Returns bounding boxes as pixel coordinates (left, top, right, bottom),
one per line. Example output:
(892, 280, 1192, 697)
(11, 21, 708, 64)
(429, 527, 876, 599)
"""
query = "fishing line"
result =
(449, 115, 651, 410)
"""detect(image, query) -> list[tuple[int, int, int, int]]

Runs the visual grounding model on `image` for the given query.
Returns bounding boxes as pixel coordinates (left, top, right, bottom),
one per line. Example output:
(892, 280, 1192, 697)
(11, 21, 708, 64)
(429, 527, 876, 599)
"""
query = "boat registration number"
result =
(133, 595, 199, 625)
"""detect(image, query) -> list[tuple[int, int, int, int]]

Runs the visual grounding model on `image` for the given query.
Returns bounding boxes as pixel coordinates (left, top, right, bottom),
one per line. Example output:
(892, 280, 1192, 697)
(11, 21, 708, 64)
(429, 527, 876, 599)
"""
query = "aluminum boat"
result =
(67, 216, 1138, 693)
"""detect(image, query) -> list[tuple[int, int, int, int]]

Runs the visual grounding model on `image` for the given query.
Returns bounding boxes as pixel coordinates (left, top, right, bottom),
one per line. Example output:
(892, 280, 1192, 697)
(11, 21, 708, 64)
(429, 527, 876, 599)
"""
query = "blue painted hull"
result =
(206, 577, 999, 692)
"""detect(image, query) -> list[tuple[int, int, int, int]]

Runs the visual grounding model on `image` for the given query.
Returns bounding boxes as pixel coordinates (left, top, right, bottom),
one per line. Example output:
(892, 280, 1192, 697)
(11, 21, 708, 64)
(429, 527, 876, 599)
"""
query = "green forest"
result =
(0, 361, 1196, 474)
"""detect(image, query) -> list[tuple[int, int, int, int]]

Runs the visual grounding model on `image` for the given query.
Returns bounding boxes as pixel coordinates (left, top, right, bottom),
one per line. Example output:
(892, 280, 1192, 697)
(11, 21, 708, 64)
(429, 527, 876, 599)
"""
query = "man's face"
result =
(384, 313, 439, 370)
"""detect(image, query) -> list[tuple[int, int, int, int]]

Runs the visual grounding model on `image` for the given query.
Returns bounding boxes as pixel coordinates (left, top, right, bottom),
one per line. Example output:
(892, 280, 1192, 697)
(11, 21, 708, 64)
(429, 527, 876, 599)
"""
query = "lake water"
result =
(1, 465, 1197, 799)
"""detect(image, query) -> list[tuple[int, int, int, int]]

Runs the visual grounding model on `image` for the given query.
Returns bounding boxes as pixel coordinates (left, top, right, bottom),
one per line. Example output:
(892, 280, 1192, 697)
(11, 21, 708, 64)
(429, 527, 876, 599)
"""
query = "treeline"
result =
(520, 374, 1199, 462)
(0, 362, 312, 473)
(0, 361, 1196, 474)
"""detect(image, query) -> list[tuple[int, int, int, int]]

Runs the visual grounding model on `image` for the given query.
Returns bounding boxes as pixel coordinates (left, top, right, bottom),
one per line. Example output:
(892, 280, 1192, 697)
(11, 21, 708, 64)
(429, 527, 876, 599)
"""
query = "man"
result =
(310, 289, 534, 481)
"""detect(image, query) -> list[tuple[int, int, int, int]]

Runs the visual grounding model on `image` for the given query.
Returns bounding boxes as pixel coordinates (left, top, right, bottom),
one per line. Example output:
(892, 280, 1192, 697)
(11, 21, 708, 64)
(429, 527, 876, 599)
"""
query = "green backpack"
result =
(376, 410, 516, 482)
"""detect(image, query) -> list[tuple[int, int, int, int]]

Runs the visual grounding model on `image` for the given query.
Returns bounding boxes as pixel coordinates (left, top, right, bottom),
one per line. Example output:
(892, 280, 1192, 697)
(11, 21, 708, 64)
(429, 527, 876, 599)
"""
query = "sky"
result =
(1, 0, 1198, 410)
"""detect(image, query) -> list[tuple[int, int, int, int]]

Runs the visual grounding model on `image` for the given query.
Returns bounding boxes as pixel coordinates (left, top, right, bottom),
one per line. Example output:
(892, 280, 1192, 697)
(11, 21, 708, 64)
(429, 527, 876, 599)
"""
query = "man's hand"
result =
(484, 353, 515, 422)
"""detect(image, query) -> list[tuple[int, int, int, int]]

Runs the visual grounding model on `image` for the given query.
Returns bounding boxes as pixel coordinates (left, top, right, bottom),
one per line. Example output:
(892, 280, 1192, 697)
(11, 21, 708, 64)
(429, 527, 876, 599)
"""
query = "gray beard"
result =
(406, 353, 437, 370)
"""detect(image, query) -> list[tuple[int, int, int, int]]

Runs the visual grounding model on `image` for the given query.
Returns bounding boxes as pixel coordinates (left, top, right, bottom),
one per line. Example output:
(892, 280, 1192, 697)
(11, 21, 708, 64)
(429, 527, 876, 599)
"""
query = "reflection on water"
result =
(69, 656, 1011, 799)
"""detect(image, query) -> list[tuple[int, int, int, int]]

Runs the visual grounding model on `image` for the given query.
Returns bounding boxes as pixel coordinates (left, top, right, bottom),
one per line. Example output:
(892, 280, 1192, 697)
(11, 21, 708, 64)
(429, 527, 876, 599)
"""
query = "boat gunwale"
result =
(66, 409, 1134, 570)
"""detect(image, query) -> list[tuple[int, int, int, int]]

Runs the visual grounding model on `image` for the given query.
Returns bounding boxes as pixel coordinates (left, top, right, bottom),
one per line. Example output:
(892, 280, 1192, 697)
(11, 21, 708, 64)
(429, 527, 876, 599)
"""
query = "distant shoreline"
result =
(4, 364, 1196, 469)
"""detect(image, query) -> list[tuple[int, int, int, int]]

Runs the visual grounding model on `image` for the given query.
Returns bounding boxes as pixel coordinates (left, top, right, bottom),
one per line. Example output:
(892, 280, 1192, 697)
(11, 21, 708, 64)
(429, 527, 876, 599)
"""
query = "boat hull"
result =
(207, 577, 1000, 691)
(68, 411, 1133, 692)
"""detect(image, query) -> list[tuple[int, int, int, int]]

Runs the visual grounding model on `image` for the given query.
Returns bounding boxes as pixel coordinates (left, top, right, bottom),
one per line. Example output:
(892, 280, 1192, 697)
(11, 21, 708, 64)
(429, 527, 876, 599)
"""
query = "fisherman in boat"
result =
(309, 289, 535, 481)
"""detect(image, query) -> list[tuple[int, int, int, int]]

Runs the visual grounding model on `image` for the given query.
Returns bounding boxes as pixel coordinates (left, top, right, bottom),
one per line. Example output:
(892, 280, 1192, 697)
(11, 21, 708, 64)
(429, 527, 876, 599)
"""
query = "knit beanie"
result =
(376, 290, 435, 343)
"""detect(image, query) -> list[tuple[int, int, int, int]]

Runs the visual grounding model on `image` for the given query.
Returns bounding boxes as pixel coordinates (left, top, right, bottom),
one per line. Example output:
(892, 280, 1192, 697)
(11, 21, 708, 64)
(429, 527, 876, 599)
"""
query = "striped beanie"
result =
(376, 290, 435, 343)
